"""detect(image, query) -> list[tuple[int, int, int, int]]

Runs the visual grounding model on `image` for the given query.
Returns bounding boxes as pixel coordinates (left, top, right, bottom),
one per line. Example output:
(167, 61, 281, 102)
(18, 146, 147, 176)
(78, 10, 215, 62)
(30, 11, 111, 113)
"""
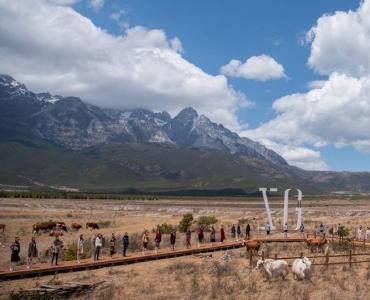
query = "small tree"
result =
(338, 225, 350, 243)
(179, 213, 194, 232)
(196, 215, 218, 231)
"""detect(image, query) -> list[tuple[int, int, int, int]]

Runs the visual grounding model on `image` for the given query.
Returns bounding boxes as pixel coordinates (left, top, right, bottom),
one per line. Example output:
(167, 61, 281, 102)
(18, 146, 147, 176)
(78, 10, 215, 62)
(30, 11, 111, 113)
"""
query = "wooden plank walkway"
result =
(0, 237, 305, 281)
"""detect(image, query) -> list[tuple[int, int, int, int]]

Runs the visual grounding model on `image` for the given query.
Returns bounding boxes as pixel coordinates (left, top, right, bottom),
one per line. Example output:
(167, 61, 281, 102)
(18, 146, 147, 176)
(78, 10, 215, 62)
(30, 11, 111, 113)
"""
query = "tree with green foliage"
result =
(338, 225, 350, 243)
(179, 213, 193, 232)
(196, 215, 218, 231)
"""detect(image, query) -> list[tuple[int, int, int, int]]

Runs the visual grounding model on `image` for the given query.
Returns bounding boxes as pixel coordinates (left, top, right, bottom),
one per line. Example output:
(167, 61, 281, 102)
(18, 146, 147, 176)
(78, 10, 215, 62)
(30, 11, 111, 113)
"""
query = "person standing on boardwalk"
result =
(283, 223, 288, 239)
(154, 229, 162, 253)
(109, 233, 116, 258)
(246, 223, 251, 239)
(236, 224, 241, 241)
(299, 223, 305, 238)
(94, 234, 102, 261)
(210, 225, 216, 243)
(366, 227, 370, 242)
(122, 232, 129, 257)
(51, 237, 62, 266)
(77, 234, 84, 263)
(10, 237, 20, 271)
(170, 230, 176, 251)
(27, 236, 38, 269)
(197, 227, 204, 247)
(265, 223, 271, 236)
(142, 231, 149, 255)
(319, 223, 325, 237)
(231, 224, 236, 239)
(186, 228, 191, 248)
(220, 225, 225, 243)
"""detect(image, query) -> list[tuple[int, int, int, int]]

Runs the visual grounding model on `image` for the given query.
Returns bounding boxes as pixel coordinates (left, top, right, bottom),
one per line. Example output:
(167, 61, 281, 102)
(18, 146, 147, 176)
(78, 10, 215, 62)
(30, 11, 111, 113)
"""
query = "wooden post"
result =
(274, 253, 277, 260)
(262, 251, 265, 261)
(300, 252, 303, 259)
(325, 252, 329, 268)
(349, 250, 352, 267)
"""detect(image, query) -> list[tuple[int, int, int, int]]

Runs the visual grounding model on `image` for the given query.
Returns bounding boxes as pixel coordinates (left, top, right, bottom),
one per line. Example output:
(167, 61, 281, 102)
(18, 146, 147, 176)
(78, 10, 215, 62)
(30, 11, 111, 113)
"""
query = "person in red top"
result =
(220, 225, 226, 243)
(170, 230, 176, 251)
(154, 229, 162, 253)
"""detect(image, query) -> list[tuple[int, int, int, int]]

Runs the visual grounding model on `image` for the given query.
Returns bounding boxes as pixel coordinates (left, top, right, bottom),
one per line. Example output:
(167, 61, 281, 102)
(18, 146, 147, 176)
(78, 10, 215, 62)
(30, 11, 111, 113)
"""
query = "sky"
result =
(1, 0, 370, 171)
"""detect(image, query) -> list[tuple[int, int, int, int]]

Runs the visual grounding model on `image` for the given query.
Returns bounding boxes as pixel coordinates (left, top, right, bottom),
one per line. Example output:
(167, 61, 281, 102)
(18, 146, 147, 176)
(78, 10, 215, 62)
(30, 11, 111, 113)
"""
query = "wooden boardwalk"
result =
(0, 237, 305, 281)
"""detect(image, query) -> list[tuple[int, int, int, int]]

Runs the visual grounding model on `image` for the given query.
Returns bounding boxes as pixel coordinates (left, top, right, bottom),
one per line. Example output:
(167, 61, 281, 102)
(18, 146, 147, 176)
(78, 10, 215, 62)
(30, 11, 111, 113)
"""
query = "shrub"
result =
(238, 217, 249, 225)
(179, 213, 194, 232)
(98, 220, 111, 228)
(152, 223, 177, 234)
(62, 238, 93, 261)
(338, 225, 350, 243)
(196, 215, 218, 231)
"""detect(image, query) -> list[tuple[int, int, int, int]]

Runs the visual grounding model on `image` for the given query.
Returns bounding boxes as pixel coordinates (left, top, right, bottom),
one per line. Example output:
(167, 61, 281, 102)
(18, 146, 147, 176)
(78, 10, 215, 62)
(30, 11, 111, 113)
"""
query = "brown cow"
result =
(306, 237, 327, 252)
(0, 224, 5, 232)
(56, 222, 68, 232)
(33, 221, 57, 233)
(244, 239, 261, 253)
(50, 230, 64, 237)
(86, 222, 99, 230)
(71, 222, 82, 231)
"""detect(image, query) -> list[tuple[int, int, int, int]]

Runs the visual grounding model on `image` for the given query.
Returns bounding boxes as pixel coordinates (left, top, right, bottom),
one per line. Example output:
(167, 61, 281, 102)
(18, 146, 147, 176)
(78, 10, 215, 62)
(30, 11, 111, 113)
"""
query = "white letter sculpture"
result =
(259, 187, 303, 231)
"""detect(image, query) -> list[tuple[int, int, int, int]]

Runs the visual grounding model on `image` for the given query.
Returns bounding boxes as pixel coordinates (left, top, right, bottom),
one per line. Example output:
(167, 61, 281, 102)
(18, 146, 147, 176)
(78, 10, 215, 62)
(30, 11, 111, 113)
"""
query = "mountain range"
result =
(1, 74, 370, 194)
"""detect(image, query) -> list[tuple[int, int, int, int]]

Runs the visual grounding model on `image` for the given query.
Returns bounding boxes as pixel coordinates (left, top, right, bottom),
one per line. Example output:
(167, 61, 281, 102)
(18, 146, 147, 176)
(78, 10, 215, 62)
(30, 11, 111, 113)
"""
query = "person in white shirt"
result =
(357, 226, 363, 241)
(94, 234, 102, 261)
(283, 223, 288, 238)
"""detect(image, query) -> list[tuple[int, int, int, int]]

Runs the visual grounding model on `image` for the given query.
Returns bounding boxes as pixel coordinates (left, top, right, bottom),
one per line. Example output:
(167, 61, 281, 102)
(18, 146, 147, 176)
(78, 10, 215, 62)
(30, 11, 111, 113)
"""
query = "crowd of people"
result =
(8, 222, 370, 272)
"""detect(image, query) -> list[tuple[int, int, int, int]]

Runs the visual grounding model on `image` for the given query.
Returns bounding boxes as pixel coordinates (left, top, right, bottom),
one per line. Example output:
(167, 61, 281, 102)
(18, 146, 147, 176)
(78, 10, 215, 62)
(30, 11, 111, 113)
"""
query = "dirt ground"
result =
(0, 196, 370, 299)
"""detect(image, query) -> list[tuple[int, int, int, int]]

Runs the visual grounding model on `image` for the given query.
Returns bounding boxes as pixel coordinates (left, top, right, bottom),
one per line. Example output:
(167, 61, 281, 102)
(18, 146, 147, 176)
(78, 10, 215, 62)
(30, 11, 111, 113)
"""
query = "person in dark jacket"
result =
(51, 237, 63, 266)
(154, 230, 162, 253)
(220, 225, 226, 243)
(197, 227, 204, 248)
(10, 237, 20, 271)
(246, 223, 251, 239)
(170, 230, 176, 251)
(186, 229, 191, 248)
(210, 226, 216, 243)
(231, 224, 236, 239)
(236, 224, 241, 241)
(27, 237, 38, 269)
(122, 232, 129, 257)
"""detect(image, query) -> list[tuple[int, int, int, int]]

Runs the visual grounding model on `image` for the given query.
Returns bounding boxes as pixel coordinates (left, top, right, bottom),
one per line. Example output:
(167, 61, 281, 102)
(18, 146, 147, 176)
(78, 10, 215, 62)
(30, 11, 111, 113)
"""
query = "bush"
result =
(97, 220, 111, 228)
(152, 223, 177, 234)
(179, 213, 194, 232)
(196, 215, 218, 231)
(338, 225, 350, 242)
(238, 218, 249, 225)
(62, 238, 94, 261)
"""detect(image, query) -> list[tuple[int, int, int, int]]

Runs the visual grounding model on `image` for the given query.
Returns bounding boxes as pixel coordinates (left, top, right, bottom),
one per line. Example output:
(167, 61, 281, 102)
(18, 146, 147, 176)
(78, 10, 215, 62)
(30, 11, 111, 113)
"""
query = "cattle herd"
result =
(27, 221, 99, 235)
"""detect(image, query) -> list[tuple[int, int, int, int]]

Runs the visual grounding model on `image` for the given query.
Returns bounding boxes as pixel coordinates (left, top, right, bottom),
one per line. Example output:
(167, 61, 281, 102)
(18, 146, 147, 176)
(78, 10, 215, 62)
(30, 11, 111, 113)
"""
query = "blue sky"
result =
(1, 0, 370, 171)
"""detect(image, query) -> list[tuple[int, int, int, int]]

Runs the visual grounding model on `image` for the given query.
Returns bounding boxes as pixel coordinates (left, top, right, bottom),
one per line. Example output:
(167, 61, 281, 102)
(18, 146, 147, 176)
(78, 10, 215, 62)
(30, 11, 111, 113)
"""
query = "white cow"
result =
(255, 259, 288, 280)
(292, 257, 312, 280)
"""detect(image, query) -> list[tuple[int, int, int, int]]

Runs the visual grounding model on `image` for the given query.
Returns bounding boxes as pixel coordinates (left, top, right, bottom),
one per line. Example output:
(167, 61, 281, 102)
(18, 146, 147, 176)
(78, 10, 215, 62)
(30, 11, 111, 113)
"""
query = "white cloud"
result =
(258, 139, 329, 171)
(47, 0, 77, 5)
(306, 80, 326, 89)
(89, 0, 104, 12)
(220, 55, 286, 81)
(307, 0, 370, 77)
(0, 0, 251, 131)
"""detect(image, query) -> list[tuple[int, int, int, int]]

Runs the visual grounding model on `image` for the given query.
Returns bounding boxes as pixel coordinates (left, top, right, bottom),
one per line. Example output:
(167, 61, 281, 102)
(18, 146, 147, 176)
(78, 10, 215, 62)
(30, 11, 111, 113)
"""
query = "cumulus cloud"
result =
(89, 0, 104, 12)
(47, 0, 77, 5)
(241, 0, 370, 170)
(307, 0, 370, 77)
(220, 55, 286, 81)
(0, 0, 251, 130)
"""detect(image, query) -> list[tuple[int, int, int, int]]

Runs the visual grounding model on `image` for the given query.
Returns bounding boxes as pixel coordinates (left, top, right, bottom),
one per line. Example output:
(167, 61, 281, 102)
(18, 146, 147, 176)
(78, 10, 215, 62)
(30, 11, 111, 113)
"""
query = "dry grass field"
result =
(0, 196, 370, 299)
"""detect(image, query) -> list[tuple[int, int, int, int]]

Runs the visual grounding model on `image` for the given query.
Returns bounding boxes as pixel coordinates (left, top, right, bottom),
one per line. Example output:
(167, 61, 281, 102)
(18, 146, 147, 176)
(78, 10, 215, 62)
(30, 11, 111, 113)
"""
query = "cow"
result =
(292, 257, 312, 280)
(306, 237, 327, 252)
(243, 239, 261, 253)
(71, 222, 82, 231)
(56, 222, 68, 232)
(255, 259, 288, 280)
(33, 221, 57, 233)
(50, 230, 64, 237)
(86, 222, 99, 230)
(0, 224, 5, 232)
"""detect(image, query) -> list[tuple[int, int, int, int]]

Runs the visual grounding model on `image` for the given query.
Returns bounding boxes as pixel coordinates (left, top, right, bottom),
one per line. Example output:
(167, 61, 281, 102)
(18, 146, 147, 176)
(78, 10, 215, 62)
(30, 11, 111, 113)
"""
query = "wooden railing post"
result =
(349, 250, 352, 267)
(325, 252, 329, 268)
(262, 251, 265, 261)
(274, 253, 277, 260)
(300, 252, 303, 259)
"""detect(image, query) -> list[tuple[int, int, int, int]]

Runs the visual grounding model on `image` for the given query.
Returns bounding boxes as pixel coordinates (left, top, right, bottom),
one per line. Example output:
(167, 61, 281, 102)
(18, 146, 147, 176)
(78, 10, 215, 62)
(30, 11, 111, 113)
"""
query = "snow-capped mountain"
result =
(0, 74, 287, 165)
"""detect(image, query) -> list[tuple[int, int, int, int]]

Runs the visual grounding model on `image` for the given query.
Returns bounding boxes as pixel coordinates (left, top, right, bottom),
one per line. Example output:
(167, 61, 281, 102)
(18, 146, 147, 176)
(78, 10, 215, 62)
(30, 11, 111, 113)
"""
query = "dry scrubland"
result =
(0, 196, 370, 299)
